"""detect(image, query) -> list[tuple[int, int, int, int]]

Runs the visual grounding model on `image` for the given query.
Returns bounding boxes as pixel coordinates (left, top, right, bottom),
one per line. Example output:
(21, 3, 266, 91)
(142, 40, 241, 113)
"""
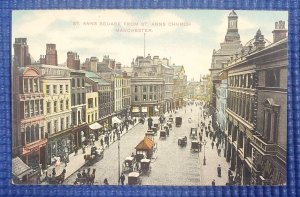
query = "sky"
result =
(12, 10, 288, 81)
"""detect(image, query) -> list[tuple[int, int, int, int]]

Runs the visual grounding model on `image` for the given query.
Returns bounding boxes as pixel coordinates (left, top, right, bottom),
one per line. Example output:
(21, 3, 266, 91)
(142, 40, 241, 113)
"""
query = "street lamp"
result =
(117, 131, 121, 185)
(202, 139, 207, 165)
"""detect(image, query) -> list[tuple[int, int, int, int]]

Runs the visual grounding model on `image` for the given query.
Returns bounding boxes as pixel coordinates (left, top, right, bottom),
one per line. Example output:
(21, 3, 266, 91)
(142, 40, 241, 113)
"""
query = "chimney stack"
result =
(272, 20, 287, 43)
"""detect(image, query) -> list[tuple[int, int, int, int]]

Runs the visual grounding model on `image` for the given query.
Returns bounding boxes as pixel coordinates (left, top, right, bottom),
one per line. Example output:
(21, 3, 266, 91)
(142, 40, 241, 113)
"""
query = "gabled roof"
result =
(135, 137, 154, 151)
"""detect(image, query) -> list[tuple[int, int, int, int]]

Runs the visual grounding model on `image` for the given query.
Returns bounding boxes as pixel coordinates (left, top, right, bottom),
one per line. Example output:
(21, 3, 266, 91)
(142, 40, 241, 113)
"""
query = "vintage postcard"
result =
(11, 9, 288, 186)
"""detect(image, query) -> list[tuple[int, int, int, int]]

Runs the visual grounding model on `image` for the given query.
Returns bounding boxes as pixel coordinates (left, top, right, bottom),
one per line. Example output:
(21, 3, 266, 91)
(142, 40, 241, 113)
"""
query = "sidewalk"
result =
(40, 121, 140, 184)
(198, 113, 230, 186)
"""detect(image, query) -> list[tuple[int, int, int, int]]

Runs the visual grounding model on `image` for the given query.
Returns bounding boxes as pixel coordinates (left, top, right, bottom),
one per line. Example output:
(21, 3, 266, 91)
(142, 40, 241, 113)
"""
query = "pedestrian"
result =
(217, 164, 222, 177)
(52, 168, 56, 177)
(217, 148, 221, 156)
(74, 146, 78, 156)
(82, 169, 87, 178)
(77, 170, 82, 179)
(119, 173, 125, 185)
(211, 141, 214, 149)
(200, 135, 203, 142)
(104, 178, 109, 185)
(216, 142, 219, 149)
(212, 179, 216, 186)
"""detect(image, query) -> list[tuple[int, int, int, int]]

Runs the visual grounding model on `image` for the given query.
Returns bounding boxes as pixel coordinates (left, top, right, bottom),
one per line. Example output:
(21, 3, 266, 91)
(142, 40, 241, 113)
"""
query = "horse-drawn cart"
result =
(84, 146, 104, 166)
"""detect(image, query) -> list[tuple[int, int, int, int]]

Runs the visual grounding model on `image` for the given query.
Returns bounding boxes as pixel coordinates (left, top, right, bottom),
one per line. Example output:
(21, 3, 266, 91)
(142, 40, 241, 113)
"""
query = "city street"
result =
(64, 104, 230, 186)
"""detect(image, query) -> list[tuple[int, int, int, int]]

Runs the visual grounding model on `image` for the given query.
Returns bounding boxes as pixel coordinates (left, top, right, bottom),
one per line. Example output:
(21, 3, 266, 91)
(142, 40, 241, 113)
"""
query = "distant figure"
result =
(120, 173, 125, 185)
(217, 164, 222, 177)
(211, 141, 214, 149)
(104, 178, 109, 185)
(217, 148, 221, 156)
(212, 179, 216, 186)
(52, 168, 56, 176)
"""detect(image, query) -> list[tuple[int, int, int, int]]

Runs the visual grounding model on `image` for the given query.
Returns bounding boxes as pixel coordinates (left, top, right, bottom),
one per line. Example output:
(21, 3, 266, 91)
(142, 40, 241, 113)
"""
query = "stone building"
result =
(172, 65, 187, 109)
(67, 52, 80, 70)
(70, 70, 87, 148)
(224, 21, 287, 185)
(35, 64, 72, 165)
(209, 10, 244, 130)
(13, 38, 31, 66)
(130, 55, 165, 117)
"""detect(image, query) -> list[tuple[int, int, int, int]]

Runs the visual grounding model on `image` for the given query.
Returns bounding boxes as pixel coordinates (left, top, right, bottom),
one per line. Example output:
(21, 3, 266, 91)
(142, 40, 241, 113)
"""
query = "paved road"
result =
(64, 104, 229, 186)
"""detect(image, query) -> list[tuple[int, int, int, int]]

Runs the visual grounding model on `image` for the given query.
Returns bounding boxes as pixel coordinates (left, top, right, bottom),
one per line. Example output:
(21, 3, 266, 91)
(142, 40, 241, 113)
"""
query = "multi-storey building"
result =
(13, 67, 47, 169)
(13, 38, 31, 66)
(251, 21, 287, 185)
(224, 23, 287, 185)
(70, 70, 87, 148)
(172, 65, 188, 109)
(131, 56, 164, 117)
(39, 44, 58, 66)
(122, 72, 131, 119)
(209, 10, 244, 130)
(36, 64, 72, 165)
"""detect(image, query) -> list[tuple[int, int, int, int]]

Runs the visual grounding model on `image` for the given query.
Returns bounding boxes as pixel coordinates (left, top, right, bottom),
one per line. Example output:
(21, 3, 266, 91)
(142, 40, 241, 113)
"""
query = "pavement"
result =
(62, 104, 230, 186)
(40, 121, 139, 184)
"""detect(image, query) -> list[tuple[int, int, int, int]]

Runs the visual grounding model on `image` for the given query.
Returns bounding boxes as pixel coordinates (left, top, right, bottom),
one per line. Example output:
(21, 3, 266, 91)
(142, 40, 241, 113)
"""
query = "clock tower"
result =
(225, 10, 240, 42)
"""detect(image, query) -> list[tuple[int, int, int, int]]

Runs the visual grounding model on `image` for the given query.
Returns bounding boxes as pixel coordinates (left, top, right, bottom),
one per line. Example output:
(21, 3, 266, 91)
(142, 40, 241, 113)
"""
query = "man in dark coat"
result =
(212, 179, 216, 186)
(120, 173, 125, 185)
(217, 164, 222, 177)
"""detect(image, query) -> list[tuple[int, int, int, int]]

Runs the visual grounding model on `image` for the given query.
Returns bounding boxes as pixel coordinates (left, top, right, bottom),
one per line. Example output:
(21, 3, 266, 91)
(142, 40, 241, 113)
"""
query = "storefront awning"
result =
(12, 157, 34, 180)
(112, 117, 122, 124)
(89, 122, 102, 130)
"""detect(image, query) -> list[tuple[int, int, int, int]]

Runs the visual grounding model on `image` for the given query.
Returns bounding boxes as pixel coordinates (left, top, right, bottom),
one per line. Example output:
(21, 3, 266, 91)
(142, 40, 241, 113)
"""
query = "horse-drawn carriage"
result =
(122, 156, 136, 173)
(128, 172, 142, 185)
(159, 130, 167, 140)
(140, 158, 151, 176)
(191, 140, 201, 152)
(190, 128, 198, 139)
(84, 146, 104, 166)
(178, 136, 187, 147)
(47, 169, 66, 184)
(74, 169, 96, 185)
(175, 117, 182, 127)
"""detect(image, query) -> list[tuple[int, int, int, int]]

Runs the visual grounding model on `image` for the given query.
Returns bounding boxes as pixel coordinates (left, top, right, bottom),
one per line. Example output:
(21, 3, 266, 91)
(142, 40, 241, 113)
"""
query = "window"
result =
(47, 122, 51, 134)
(26, 126, 30, 144)
(88, 98, 93, 108)
(46, 85, 50, 94)
(143, 86, 147, 92)
(24, 79, 28, 92)
(135, 95, 138, 101)
(60, 100, 64, 111)
(33, 79, 38, 92)
(39, 100, 43, 114)
(95, 98, 97, 107)
(149, 95, 153, 100)
(150, 86, 153, 92)
(92, 114, 94, 122)
(82, 93, 85, 104)
(66, 100, 69, 110)
(60, 85, 63, 94)
(30, 101, 34, 116)
(72, 94, 75, 106)
(53, 85, 57, 94)
(61, 118, 64, 131)
(66, 117, 69, 128)
(95, 113, 97, 120)
(154, 86, 157, 92)
(154, 94, 157, 100)
(266, 69, 280, 87)
(82, 78, 85, 87)
(66, 85, 69, 93)
(47, 102, 51, 113)
(54, 101, 57, 113)
(77, 78, 81, 87)
(25, 101, 29, 118)
(34, 101, 39, 115)
(72, 79, 75, 87)
(78, 93, 81, 105)
(54, 120, 58, 132)
(29, 79, 33, 93)
(143, 95, 147, 101)
(135, 86, 138, 93)
(40, 127, 44, 139)
(35, 125, 39, 141)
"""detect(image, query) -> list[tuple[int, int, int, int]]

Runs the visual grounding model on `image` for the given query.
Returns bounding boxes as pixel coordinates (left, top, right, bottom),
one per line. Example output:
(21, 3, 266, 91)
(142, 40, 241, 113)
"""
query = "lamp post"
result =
(202, 139, 207, 165)
(117, 132, 121, 185)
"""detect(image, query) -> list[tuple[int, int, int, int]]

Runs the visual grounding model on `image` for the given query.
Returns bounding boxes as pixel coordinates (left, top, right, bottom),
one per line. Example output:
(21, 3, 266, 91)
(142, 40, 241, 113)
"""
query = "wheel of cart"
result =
(128, 172, 142, 185)
(140, 159, 151, 176)
(122, 156, 136, 174)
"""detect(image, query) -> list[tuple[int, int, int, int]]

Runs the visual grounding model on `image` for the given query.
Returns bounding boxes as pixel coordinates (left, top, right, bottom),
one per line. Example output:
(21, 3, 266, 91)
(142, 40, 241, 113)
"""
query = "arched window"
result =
(72, 78, 75, 87)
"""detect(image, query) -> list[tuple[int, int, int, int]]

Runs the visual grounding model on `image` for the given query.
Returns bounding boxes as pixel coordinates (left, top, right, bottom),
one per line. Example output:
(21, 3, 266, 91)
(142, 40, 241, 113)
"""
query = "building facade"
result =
(37, 64, 72, 165)
(172, 65, 188, 109)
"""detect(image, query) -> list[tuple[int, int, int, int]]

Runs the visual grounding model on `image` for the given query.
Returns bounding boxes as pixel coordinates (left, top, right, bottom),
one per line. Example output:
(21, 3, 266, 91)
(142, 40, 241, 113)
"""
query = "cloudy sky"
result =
(12, 10, 287, 80)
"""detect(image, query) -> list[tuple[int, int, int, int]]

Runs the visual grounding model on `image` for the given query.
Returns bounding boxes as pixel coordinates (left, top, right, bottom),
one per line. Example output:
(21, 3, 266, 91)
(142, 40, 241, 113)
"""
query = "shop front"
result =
(46, 129, 73, 165)
(72, 123, 87, 149)
(21, 138, 47, 169)
(89, 122, 102, 142)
